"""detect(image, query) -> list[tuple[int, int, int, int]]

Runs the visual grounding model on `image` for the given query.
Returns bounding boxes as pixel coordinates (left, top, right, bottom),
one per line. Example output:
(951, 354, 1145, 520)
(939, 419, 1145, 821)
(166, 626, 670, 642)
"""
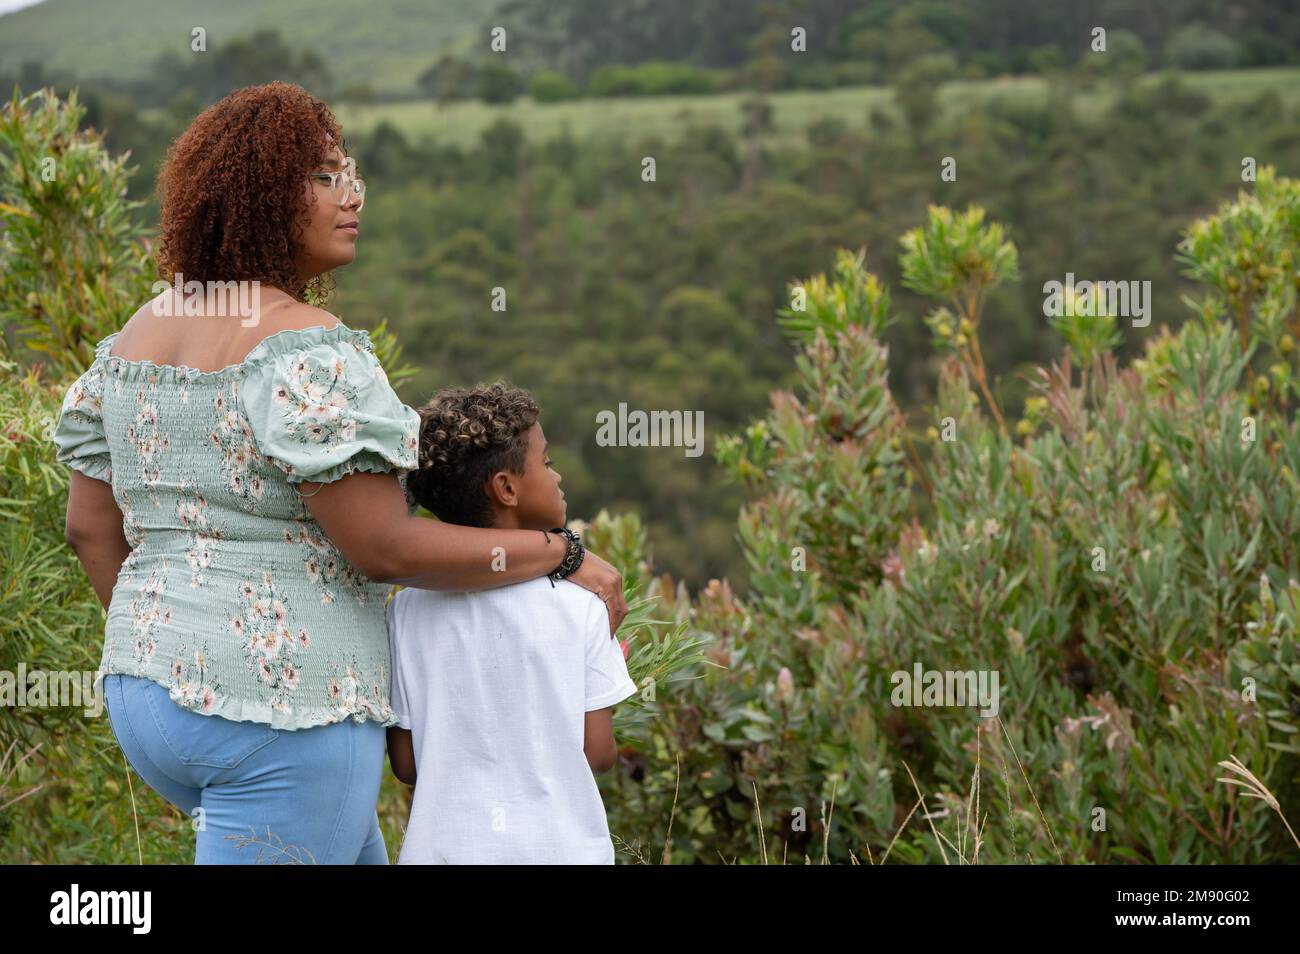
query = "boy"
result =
(385, 383, 637, 864)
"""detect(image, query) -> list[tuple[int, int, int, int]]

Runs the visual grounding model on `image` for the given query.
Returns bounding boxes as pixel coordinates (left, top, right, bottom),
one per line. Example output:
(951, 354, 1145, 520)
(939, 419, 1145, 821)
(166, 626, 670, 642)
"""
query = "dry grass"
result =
(629, 716, 1300, 865)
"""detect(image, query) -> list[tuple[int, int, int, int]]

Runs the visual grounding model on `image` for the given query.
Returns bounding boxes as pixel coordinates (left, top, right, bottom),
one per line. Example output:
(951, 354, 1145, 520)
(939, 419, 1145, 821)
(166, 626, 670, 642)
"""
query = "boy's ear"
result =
(484, 470, 518, 509)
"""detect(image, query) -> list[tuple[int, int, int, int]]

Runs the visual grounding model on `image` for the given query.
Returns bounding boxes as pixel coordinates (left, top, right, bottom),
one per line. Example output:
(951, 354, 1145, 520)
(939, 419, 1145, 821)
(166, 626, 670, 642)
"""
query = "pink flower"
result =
(619, 639, 629, 660)
(882, 550, 905, 587)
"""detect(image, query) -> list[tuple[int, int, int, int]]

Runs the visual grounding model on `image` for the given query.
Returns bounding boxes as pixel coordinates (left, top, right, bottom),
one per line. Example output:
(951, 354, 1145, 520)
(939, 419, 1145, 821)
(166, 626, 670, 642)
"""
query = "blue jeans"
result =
(103, 672, 389, 864)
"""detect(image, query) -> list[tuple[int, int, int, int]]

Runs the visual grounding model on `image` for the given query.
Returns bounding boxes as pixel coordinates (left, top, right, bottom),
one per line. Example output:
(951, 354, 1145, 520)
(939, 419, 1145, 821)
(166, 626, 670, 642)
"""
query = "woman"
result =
(52, 82, 627, 864)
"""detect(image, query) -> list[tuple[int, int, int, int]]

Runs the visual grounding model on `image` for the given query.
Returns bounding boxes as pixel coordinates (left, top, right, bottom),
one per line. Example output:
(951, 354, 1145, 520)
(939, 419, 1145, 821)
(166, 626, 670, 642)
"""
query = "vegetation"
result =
(5, 0, 1299, 100)
(598, 178, 1300, 863)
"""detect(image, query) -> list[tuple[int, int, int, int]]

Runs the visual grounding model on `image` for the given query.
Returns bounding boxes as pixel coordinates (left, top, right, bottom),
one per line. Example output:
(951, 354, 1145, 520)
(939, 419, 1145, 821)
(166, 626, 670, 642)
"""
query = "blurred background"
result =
(4, 0, 1298, 587)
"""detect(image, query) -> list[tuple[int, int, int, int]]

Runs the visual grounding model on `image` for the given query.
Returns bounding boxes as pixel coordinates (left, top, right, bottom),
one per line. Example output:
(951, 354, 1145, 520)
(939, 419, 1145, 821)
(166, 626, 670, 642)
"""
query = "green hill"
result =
(0, 0, 499, 94)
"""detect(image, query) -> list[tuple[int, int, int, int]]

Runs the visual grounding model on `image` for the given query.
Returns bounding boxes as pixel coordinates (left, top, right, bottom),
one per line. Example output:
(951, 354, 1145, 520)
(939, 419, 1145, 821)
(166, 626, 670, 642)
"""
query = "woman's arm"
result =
(302, 472, 629, 632)
(64, 471, 131, 611)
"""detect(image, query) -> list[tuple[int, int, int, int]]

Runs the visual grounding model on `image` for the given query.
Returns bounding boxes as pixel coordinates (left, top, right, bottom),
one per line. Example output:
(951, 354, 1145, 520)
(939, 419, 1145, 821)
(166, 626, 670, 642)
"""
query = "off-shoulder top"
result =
(51, 323, 420, 730)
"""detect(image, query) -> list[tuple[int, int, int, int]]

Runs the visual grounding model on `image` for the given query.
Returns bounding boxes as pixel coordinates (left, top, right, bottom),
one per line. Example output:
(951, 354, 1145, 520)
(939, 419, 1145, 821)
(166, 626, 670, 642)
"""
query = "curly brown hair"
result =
(155, 81, 345, 303)
(404, 383, 541, 528)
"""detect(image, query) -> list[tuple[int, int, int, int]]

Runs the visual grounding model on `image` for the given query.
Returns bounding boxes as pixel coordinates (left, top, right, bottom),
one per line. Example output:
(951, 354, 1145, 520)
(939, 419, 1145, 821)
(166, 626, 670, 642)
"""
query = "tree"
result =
(478, 60, 522, 104)
(1164, 23, 1240, 70)
(418, 53, 475, 106)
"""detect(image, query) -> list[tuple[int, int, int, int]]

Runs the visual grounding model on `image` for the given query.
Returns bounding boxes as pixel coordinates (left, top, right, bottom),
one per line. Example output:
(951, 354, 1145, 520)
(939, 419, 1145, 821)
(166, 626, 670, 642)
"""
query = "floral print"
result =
(167, 641, 224, 714)
(284, 515, 371, 606)
(64, 367, 103, 415)
(227, 569, 310, 715)
(260, 337, 420, 484)
(56, 357, 112, 483)
(325, 652, 390, 723)
(129, 558, 172, 668)
(125, 375, 171, 507)
(209, 379, 268, 512)
(269, 347, 361, 478)
(52, 324, 421, 730)
(176, 488, 227, 589)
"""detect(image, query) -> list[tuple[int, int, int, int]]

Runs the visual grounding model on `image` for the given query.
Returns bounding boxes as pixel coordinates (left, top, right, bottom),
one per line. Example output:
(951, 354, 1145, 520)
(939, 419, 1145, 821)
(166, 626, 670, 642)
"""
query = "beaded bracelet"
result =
(542, 526, 584, 588)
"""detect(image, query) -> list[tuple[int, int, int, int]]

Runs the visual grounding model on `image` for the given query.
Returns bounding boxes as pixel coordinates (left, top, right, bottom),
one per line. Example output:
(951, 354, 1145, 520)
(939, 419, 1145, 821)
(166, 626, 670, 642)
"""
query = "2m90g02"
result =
(1187, 890, 1249, 902)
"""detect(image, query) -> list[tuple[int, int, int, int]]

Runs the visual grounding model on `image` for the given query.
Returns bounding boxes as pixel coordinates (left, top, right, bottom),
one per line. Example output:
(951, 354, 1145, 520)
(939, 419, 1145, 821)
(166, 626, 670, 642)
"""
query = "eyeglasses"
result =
(307, 156, 365, 211)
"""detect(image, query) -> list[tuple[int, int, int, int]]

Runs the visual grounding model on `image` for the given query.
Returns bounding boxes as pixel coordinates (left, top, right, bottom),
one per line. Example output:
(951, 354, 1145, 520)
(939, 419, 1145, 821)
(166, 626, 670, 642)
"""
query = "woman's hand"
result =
(566, 551, 628, 635)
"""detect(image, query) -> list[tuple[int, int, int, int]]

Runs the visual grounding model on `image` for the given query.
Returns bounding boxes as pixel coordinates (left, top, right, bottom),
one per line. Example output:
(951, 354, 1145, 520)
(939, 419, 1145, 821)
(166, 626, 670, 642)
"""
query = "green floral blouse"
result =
(52, 323, 420, 731)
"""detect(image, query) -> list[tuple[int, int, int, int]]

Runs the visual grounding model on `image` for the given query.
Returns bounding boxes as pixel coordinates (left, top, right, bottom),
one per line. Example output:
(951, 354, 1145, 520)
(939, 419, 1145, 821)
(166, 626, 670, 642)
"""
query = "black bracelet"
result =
(545, 526, 584, 587)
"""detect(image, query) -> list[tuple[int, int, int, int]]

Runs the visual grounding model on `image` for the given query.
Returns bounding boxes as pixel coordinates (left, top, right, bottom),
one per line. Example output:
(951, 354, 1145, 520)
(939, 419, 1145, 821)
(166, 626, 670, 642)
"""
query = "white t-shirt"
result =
(386, 576, 638, 864)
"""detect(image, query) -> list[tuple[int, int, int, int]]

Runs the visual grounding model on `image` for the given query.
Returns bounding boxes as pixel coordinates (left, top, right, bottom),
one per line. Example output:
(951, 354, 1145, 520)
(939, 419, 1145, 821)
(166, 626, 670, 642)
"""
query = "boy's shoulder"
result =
(390, 577, 602, 623)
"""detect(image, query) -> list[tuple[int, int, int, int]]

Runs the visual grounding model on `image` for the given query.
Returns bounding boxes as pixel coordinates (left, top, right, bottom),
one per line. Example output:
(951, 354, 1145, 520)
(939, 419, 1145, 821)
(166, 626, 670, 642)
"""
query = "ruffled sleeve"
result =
(240, 325, 419, 488)
(52, 333, 118, 484)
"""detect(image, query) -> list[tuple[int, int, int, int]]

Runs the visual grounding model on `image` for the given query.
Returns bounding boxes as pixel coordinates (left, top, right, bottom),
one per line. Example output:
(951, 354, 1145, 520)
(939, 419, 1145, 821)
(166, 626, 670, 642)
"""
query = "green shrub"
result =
(604, 176, 1300, 864)
(0, 357, 199, 862)
(477, 60, 521, 104)
(1077, 29, 1147, 76)
(0, 88, 154, 379)
(587, 62, 720, 98)
(529, 69, 580, 103)
(1164, 23, 1240, 71)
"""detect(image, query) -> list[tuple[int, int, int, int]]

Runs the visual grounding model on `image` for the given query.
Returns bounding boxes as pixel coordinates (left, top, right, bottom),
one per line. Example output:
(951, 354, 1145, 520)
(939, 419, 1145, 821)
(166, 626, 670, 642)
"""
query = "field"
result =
(0, 0, 495, 94)
(331, 68, 1300, 148)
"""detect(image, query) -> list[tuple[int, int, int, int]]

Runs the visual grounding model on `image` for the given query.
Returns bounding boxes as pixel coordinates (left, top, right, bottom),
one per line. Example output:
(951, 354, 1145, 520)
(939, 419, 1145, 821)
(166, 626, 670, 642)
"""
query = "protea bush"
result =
(602, 172, 1300, 864)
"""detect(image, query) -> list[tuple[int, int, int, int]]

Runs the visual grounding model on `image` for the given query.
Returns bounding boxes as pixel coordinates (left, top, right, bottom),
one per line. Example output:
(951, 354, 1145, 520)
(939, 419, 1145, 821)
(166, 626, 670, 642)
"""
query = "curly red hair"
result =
(155, 82, 345, 302)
